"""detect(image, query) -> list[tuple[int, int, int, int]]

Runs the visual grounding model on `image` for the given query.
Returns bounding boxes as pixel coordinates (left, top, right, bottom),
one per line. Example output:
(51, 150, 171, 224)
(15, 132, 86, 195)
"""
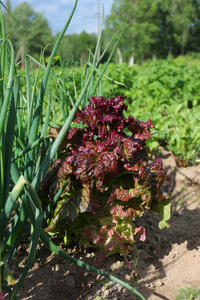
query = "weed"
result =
(175, 286, 200, 300)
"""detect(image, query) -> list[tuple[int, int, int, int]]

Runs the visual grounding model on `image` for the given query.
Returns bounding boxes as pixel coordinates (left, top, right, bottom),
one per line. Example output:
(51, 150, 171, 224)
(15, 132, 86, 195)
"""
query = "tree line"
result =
(3, 0, 200, 66)
(106, 0, 200, 64)
(3, 1, 99, 67)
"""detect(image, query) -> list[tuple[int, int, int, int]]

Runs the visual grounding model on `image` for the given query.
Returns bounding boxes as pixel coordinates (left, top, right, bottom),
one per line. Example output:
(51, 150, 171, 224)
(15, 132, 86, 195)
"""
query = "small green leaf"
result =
(158, 200, 171, 229)
(2, 261, 16, 285)
(95, 279, 111, 286)
(64, 230, 68, 244)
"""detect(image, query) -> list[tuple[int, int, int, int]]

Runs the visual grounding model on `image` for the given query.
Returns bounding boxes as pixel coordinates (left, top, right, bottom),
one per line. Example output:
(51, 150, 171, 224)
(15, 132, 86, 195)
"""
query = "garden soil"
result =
(12, 147, 200, 300)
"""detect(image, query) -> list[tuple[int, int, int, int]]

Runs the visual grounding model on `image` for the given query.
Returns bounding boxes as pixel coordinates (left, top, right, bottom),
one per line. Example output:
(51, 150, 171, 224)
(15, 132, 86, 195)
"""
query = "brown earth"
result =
(11, 147, 200, 300)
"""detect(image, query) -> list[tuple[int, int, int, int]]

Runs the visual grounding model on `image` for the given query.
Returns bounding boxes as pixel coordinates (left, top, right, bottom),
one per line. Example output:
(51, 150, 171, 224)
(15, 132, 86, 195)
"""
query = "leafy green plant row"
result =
(90, 59, 200, 167)
(23, 56, 200, 108)
(123, 59, 200, 167)
(17, 58, 200, 166)
(0, 1, 146, 299)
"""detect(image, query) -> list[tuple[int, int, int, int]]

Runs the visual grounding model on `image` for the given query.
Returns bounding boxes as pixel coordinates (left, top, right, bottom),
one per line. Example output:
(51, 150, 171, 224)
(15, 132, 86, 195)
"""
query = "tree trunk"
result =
(181, 33, 185, 55)
(117, 48, 123, 64)
(168, 40, 173, 57)
(128, 55, 134, 66)
(153, 53, 156, 60)
(15, 40, 25, 69)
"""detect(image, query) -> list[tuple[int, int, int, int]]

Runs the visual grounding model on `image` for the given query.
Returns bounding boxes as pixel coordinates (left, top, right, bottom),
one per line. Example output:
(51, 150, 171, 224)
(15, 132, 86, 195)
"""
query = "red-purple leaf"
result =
(134, 226, 146, 242)
(0, 293, 6, 300)
(41, 95, 171, 264)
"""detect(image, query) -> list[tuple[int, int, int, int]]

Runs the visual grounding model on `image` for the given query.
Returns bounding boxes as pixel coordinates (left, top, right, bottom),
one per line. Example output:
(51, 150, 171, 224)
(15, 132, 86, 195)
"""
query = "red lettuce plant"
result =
(40, 96, 170, 267)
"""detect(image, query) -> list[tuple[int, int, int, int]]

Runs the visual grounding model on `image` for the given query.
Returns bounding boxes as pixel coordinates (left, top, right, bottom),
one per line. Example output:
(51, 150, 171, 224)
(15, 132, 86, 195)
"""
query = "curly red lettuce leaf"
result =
(120, 116, 154, 140)
(60, 147, 119, 190)
(45, 184, 100, 234)
(49, 126, 84, 153)
(40, 95, 171, 264)
(81, 217, 146, 268)
(74, 96, 127, 136)
(73, 96, 154, 142)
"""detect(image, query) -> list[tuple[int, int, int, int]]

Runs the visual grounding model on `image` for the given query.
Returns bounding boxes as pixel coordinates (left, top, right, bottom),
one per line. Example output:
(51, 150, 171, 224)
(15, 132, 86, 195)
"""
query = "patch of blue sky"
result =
(9, 0, 114, 35)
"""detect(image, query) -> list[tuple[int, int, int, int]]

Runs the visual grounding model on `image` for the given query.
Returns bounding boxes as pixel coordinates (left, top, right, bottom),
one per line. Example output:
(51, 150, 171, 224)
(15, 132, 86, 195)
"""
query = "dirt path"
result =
(14, 148, 200, 300)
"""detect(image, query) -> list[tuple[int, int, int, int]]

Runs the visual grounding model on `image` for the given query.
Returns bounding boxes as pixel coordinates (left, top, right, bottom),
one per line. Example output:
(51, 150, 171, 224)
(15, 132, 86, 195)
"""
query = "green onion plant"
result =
(0, 1, 145, 299)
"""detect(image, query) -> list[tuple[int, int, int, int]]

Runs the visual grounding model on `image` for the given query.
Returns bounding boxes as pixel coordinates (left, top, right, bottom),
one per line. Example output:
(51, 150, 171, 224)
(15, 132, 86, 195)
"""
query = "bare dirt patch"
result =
(12, 147, 200, 300)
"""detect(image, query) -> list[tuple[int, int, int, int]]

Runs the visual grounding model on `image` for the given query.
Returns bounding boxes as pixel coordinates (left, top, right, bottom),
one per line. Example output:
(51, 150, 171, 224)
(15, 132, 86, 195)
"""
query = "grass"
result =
(175, 286, 200, 300)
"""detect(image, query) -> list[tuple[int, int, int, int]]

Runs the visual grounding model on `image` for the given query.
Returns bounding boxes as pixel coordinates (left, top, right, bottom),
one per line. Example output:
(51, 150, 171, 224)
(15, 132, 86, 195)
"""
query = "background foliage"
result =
(17, 56, 200, 167)
(4, 0, 200, 64)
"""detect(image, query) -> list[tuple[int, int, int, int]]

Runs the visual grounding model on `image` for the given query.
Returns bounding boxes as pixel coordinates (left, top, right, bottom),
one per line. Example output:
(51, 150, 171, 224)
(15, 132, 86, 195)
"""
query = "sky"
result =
(9, 0, 114, 35)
